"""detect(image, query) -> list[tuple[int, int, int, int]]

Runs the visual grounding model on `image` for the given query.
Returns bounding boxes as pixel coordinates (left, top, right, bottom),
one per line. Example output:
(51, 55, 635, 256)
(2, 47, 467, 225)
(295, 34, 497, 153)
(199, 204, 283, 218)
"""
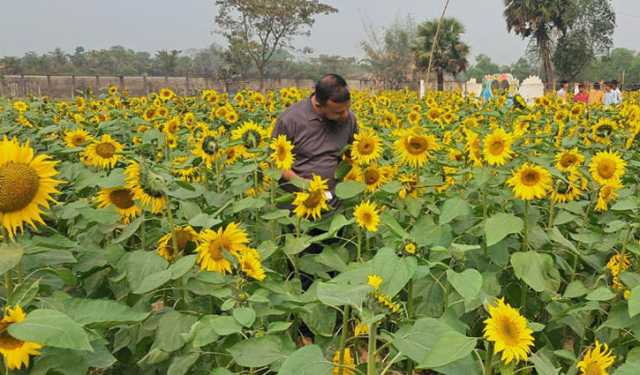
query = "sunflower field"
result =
(1, 86, 640, 375)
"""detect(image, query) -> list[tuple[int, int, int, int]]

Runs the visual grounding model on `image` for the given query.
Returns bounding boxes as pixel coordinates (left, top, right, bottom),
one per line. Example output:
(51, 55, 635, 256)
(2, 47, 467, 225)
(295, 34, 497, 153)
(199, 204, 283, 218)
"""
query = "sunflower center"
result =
(358, 140, 374, 155)
(304, 191, 323, 208)
(406, 136, 428, 155)
(583, 363, 601, 375)
(109, 189, 135, 210)
(488, 139, 505, 155)
(208, 241, 225, 261)
(202, 136, 218, 155)
(0, 331, 23, 351)
(560, 154, 577, 168)
(276, 145, 287, 160)
(364, 169, 381, 185)
(242, 130, 261, 149)
(361, 212, 373, 224)
(497, 316, 520, 346)
(521, 169, 541, 186)
(0, 162, 40, 213)
(72, 135, 86, 146)
(596, 125, 613, 137)
(95, 142, 116, 158)
(597, 160, 615, 179)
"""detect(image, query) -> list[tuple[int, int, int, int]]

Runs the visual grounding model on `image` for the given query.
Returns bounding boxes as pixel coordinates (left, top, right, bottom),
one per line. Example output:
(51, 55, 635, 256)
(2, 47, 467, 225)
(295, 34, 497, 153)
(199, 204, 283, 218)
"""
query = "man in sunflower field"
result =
(272, 73, 359, 205)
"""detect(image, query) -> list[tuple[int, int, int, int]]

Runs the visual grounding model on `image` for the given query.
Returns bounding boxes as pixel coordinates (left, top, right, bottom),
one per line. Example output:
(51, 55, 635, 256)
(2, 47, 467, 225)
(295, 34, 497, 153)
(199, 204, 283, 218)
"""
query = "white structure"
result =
(464, 78, 482, 97)
(419, 80, 426, 99)
(519, 76, 545, 103)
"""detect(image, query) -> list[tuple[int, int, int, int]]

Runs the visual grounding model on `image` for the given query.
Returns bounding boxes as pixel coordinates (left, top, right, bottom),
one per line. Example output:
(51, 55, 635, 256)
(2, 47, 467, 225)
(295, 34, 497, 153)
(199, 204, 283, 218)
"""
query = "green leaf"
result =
(126, 250, 168, 292)
(548, 227, 576, 251)
(371, 248, 415, 297)
(133, 269, 172, 294)
(563, 281, 588, 299)
(447, 269, 483, 301)
(0, 243, 23, 276)
(268, 321, 293, 333)
(393, 318, 477, 369)
(188, 213, 222, 228)
(113, 215, 144, 244)
(278, 345, 332, 375)
(63, 299, 149, 326)
(192, 316, 220, 347)
(284, 234, 311, 255)
(167, 353, 200, 375)
(233, 307, 256, 328)
(484, 213, 524, 246)
(615, 354, 640, 375)
(628, 285, 640, 318)
(208, 315, 243, 336)
(586, 287, 616, 301)
(154, 310, 198, 352)
(611, 198, 639, 211)
(317, 282, 371, 308)
(168, 255, 197, 280)
(261, 209, 290, 220)
(335, 180, 366, 199)
(232, 197, 266, 213)
(9, 309, 92, 351)
(530, 352, 560, 375)
(510, 251, 561, 293)
(381, 211, 409, 239)
(439, 197, 472, 224)
(228, 336, 287, 368)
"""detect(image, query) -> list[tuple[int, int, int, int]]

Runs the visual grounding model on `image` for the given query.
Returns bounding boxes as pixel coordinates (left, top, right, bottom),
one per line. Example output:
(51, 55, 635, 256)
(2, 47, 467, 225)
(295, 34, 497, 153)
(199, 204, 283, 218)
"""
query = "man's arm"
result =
(272, 116, 309, 187)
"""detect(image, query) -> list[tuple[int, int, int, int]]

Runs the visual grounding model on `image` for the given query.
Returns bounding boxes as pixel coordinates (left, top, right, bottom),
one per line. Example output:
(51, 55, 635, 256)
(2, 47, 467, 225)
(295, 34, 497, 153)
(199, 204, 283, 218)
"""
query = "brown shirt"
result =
(272, 97, 358, 192)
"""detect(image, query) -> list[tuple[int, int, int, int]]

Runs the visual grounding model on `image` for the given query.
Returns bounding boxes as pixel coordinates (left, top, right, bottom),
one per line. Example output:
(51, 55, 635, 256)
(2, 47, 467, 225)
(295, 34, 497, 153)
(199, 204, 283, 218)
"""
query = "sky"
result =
(1, 0, 639, 65)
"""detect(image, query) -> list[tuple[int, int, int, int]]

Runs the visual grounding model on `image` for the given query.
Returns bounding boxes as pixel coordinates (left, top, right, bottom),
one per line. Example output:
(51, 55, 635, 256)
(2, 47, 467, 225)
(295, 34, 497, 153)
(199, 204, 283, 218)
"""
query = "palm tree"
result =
(414, 18, 470, 91)
(503, 0, 577, 86)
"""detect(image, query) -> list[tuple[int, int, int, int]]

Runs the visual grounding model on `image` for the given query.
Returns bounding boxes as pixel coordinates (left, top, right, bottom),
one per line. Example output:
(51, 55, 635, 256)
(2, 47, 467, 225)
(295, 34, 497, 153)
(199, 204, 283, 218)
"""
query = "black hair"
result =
(594, 82, 601, 90)
(560, 80, 569, 85)
(578, 83, 586, 89)
(611, 79, 619, 87)
(314, 74, 350, 106)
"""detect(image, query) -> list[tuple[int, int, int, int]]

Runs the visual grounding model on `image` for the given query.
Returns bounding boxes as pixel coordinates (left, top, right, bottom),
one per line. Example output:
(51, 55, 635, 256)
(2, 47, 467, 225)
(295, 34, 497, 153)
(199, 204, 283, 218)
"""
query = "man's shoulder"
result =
(278, 99, 309, 124)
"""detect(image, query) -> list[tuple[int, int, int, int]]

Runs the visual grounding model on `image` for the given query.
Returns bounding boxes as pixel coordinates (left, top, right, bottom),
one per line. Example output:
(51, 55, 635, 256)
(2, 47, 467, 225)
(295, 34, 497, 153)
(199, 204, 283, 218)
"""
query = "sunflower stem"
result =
(337, 305, 351, 375)
(547, 198, 555, 229)
(522, 201, 529, 251)
(140, 212, 146, 251)
(484, 344, 494, 375)
(357, 228, 363, 262)
(1, 227, 12, 300)
(367, 321, 377, 375)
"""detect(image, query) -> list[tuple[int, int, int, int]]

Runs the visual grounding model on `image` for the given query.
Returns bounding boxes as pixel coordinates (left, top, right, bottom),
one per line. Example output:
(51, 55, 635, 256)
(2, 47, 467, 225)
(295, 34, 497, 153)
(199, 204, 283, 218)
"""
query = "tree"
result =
(361, 16, 417, 89)
(503, 0, 578, 85)
(509, 56, 538, 81)
(553, 0, 615, 81)
(414, 17, 470, 90)
(214, 0, 337, 89)
(463, 54, 501, 81)
(154, 50, 181, 76)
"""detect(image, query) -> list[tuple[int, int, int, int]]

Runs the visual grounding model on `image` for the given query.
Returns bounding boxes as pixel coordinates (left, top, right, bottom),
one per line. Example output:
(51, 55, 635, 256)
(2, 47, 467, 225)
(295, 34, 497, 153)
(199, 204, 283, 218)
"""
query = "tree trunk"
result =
(437, 69, 444, 91)
(258, 65, 265, 92)
(538, 36, 555, 89)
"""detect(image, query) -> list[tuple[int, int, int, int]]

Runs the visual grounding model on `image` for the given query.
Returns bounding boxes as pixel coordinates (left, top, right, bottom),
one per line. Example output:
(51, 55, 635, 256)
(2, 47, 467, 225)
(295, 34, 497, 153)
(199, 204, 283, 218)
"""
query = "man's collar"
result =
(307, 96, 322, 121)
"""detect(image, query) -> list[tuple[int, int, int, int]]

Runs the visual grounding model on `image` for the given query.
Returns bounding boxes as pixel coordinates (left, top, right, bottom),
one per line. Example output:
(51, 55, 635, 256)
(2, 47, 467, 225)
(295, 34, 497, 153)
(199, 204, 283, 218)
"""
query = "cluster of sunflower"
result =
(2, 85, 640, 374)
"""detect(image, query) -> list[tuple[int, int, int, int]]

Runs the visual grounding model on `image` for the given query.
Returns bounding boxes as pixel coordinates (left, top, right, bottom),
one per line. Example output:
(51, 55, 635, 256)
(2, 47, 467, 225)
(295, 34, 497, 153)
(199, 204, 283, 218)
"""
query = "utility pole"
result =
(425, 0, 452, 90)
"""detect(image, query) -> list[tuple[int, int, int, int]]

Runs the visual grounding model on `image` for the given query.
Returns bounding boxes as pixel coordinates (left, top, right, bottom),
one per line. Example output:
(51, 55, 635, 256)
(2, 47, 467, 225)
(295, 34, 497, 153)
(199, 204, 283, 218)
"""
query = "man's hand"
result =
(282, 170, 310, 190)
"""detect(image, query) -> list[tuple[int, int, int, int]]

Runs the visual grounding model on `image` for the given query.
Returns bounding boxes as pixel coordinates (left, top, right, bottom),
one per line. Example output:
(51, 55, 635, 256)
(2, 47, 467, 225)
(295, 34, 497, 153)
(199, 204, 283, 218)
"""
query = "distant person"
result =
(557, 80, 569, 102)
(612, 79, 623, 103)
(603, 81, 620, 106)
(589, 82, 604, 106)
(574, 84, 589, 104)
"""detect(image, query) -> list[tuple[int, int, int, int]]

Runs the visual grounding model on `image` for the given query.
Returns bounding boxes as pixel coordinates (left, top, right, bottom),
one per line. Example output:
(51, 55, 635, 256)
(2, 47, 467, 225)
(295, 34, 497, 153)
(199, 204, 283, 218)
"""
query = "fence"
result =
(0, 74, 463, 98)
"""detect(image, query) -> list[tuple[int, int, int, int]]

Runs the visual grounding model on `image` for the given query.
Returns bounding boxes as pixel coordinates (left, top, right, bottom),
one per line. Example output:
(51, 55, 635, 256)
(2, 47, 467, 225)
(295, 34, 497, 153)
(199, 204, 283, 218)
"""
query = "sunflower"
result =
(351, 128, 383, 165)
(225, 110, 239, 124)
(404, 242, 417, 255)
(63, 128, 93, 148)
(555, 148, 584, 172)
(506, 163, 552, 201)
(0, 137, 61, 238)
(83, 134, 123, 169)
(332, 348, 356, 375)
(551, 172, 585, 204)
(483, 298, 534, 364)
(159, 88, 175, 101)
(576, 341, 615, 375)
(589, 151, 626, 186)
(595, 181, 622, 212)
(361, 164, 387, 192)
(367, 274, 383, 290)
(407, 110, 422, 126)
(192, 131, 221, 168)
(156, 226, 198, 262)
(238, 252, 266, 281)
(591, 119, 618, 145)
(483, 127, 514, 166)
(398, 173, 419, 199)
(12, 101, 28, 113)
(394, 128, 439, 167)
(124, 162, 167, 214)
(269, 135, 295, 170)
(464, 130, 483, 167)
(108, 85, 118, 96)
(232, 121, 266, 150)
(354, 200, 381, 233)
(0, 305, 42, 370)
(195, 222, 249, 273)
(293, 175, 330, 220)
(96, 187, 141, 224)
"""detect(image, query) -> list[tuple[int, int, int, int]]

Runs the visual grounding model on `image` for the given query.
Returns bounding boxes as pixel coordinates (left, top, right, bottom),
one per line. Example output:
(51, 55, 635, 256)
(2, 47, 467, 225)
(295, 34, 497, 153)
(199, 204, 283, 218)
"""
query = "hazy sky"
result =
(1, 0, 639, 64)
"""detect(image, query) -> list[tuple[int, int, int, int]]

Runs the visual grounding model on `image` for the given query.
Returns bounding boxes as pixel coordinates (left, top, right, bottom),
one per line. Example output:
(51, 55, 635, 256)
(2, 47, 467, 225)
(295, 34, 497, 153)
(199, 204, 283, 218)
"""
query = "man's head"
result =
(313, 74, 351, 123)
(604, 82, 612, 92)
(612, 80, 619, 89)
(594, 82, 601, 90)
(579, 83, 586, 93)
(560, 80, 569, 90)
